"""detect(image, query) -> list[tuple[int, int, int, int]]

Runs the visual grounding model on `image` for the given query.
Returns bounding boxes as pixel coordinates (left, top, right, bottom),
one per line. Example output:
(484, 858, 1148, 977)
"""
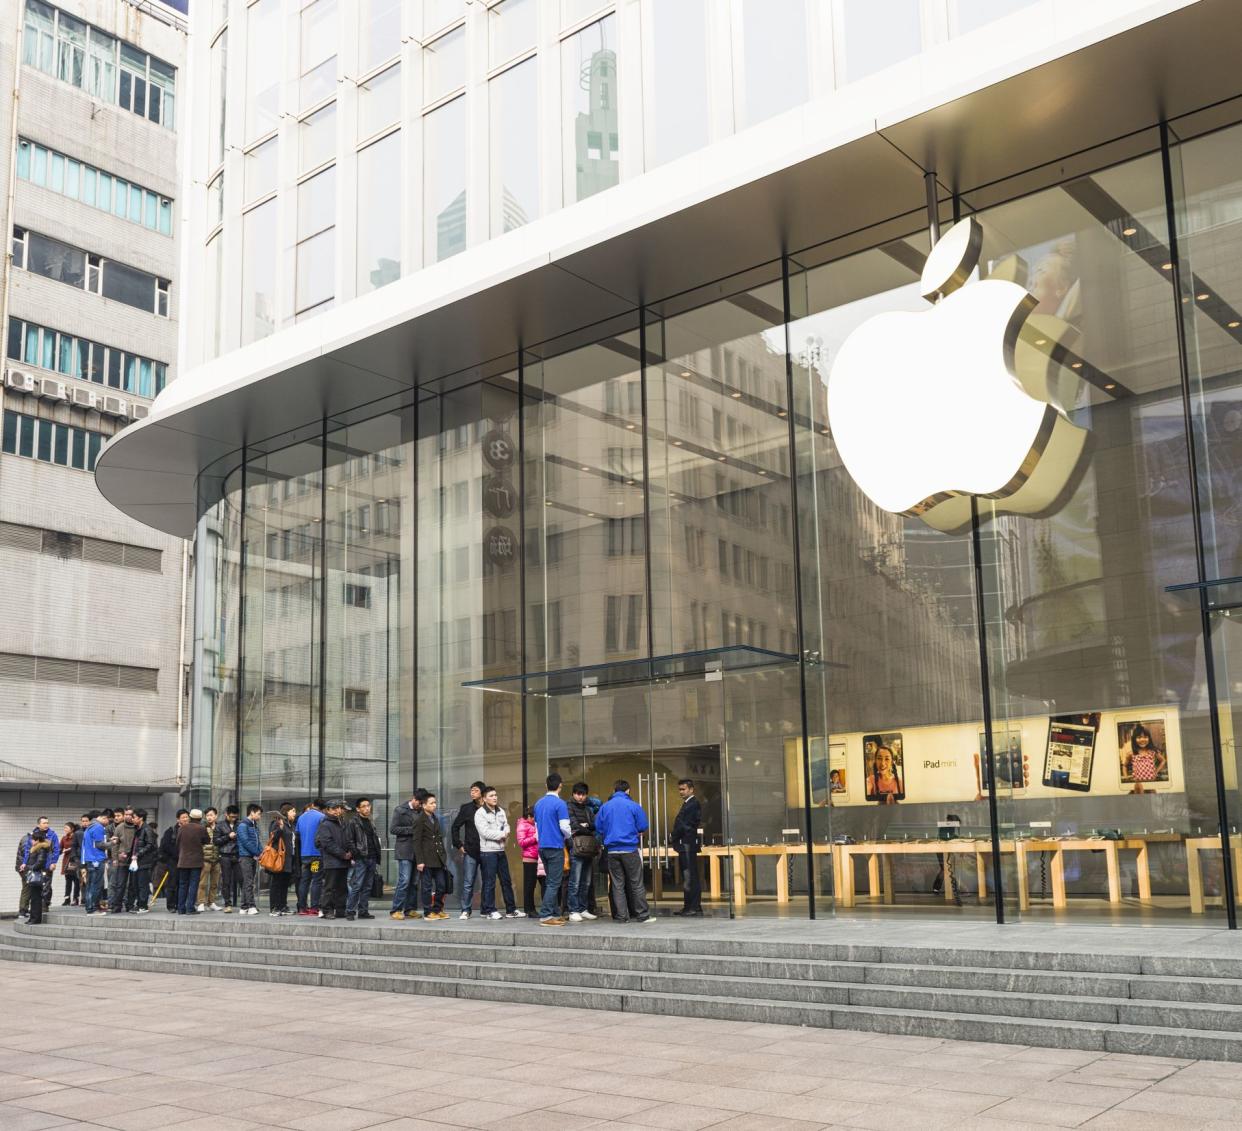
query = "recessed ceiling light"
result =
(625, 423, 636, 430)
(673, 440, 682, 446)
(679, 370, 690, 377)
(1071, 362, 1083, 369)
(717, 455, 726, 461)
(758, 470, 768, 476)
(1035, 338, 1047, 346)
(1197, 293, 1209, 301)
(821, 428, 830, 435)
(581, 465, 590, 471)
(777, 410, 788, 418)
(731, 391, 742, 399)
(587, 512, 595, 518)
(1104, 383, 1116, 390)
(627, 479, 635, 485)
(1161, 262, 1173, 271)
(1122, 226, 1137, 236)
(1230, 321, 1241, 329)
(544, 500, 551, 506)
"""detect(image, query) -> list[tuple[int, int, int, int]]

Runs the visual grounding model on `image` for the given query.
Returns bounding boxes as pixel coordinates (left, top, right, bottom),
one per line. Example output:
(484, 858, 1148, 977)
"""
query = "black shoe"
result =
(674, 909, 704, 917)
(62, 898, 71, 906)
(345, 911, 356, 921)
(358, 912, 374, 919)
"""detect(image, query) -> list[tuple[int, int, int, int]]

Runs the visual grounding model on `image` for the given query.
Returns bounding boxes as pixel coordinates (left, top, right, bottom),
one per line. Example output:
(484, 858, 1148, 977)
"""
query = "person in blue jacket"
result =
(236, 803, 264, 915)
(594, 781, 654, 924)
(295, 800, 326, 915)
(80, 811, 110, 914)
(18, 817, 60, 921)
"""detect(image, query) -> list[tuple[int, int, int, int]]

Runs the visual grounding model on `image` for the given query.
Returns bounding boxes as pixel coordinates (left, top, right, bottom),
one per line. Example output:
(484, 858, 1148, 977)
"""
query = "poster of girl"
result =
(1118, 719, 1170, 791)
(864, 733, 905, 803)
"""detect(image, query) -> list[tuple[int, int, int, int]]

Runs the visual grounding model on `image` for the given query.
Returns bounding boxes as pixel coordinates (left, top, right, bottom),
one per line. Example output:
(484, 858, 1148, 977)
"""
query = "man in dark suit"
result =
(671, 778, 703, 917)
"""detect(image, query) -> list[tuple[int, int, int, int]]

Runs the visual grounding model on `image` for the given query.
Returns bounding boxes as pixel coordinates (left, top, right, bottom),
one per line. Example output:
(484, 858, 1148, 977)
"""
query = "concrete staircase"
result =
(4, 912, 1242, 1061)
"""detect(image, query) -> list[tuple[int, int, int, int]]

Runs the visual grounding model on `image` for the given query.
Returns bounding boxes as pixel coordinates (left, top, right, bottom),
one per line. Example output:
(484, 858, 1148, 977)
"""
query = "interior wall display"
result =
(1042, 713, 1099, 791)
(864, 733, 905, 803)
(976, 728, 1029, 797)
(829, 743, 849, 801)
(1117, 717, 1171, 792)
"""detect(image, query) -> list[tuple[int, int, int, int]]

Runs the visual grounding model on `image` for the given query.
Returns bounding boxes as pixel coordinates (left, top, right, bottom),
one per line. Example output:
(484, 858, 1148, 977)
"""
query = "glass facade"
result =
(196, 122, 1242, 926)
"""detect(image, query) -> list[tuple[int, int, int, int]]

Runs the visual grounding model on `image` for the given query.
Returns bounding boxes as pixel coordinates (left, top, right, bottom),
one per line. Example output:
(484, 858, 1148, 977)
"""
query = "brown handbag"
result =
(258, 831, 285, 874)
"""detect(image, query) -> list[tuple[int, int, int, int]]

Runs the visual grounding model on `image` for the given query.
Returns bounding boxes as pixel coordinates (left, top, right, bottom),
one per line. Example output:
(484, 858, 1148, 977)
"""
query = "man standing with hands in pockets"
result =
(534, 773, 571, 926)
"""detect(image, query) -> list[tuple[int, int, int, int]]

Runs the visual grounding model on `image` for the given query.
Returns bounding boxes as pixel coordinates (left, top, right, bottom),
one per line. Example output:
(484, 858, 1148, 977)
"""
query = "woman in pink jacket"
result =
(516, 806, 542, 918)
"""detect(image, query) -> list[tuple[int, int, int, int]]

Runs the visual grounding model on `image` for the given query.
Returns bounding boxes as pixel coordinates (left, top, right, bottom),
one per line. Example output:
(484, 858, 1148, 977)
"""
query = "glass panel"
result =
(64, 159, 79, 199)
(490, 0, 537, 66)
(301, 0, 338, 107)
(300, 101, 337, 172)
(357, 63, 400, 139)
(242, 199, 277, 344)
(82, 166, 95, 206)
(562, 14, 619, 205)
(953, 0, 1038, 35)
(839, 0, 919, 83)
(359, 0, 402, 73)
(31, 144, 47, 186)
(50, 152, 64, 192)
(561, 0, 606, 26)
(102, 260, 156, 312)
(644, 0, 709, 168)
(424, 0, 465, 36)
(489, 59, 539, 236)
(423, 26, 466, 104)
(26, 232, 85, 288)
(357, 131, 402, 294)
(209, 28, 227, 169)
(424, 96, 467, 264)
(738, 0, 808, 128)
(245, 138, 279, 202)
(96, 172, 111, 211)
(298, 165, 336, 240)
(246, 0, 281, 140)
(296, 227, 335, 313)
(159, 198, 173, 236)
(208, 174, 224, 227)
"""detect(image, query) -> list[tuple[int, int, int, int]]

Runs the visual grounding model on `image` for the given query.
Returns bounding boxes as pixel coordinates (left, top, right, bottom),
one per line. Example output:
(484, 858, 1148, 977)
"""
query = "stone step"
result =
(12, 918, 1242, 1008)
(9, 924, 1242, 1031)
(3, 932, 1239, 1061)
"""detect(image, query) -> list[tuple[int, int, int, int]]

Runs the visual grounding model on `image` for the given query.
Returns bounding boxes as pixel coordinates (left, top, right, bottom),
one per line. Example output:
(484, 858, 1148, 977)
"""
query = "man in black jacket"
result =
(156, 809, 188, 912)
(345, 798, 382, 920)
(219, 805, 241, 912)
(671, 779, 703, 916)
(388, 789, 424, 920)
(315, 801, 353, 920)
(450, 781, 485, 919)
(131, 809, 158, 913)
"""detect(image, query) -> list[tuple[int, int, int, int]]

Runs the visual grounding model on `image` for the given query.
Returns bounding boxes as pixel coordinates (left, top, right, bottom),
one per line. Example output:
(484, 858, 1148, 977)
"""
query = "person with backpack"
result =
(295, 800, 326, 916)
(388, 790, 424, 921)
(236, 803, 264, 915)
(474, 786, 523, 920)
(314, 801, 352, 920)
(266, 803, 297, 916)
(595, 781, 654, 925)
(131, 809, 158, 914)
(566, 782, 599, 924)
(346, 797, 382, 921)
(450, 782, 485, 919)
(196, 807, 224, 911)
(19, 820, 57, 925)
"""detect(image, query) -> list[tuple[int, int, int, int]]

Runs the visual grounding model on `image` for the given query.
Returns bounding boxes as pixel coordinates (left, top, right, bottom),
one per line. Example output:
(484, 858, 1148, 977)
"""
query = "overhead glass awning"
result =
(1165, 577, 1242, 612)
(462, 645, 799, 697)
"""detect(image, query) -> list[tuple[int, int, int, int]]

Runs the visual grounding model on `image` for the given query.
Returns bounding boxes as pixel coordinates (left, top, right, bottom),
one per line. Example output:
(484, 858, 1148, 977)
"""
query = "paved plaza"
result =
(0, 962, 1239, 1130)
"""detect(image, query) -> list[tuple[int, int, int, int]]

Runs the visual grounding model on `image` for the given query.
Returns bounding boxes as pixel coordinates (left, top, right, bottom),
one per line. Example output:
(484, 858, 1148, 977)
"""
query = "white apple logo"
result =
(826, 216, 1089, 533)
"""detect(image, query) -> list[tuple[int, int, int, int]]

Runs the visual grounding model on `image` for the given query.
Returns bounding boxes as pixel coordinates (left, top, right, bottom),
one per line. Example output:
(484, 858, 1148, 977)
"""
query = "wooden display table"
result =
(1185, 835, 1242, 914)
(836, 839, 992, 908)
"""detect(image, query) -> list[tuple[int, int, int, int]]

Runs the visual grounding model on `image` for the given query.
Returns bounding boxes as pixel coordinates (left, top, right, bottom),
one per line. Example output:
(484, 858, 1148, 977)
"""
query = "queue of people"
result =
(13, 777, 706, 925)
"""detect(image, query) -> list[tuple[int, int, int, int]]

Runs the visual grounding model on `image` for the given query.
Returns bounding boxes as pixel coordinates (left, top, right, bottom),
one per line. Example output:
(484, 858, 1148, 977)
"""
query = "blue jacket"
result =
(533, 793, 569, 849)
(296, 808, 324, 858)
(237, 817, 262, 858)
(20, 828, 59, 869)
(81, 821, 108, 864)
(595, 791, 649, 852)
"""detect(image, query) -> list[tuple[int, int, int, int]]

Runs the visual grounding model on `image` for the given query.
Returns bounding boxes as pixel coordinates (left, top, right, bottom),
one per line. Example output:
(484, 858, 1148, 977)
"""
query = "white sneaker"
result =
(245, 907, 258, 916)
(580, 910, 597, 920)
(488, 911, 503, 920)
(136, 908, 149, 914)
(568, 912, 583, 923)
(210, 903, 222, 911)
(195, 904, 205, 912)
(459, 910, 471, 920)
(507, 910, 527, 918)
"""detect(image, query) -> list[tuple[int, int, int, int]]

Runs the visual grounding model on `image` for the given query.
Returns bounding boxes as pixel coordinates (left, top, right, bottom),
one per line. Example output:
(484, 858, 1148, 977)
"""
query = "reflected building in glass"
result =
(120, 0, 1242, 926)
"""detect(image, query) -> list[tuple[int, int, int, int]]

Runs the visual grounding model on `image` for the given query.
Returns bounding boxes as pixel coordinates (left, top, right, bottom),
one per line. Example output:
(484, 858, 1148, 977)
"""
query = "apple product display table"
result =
(1185, 835, 1242, 914)
(836, 839, 993, 908)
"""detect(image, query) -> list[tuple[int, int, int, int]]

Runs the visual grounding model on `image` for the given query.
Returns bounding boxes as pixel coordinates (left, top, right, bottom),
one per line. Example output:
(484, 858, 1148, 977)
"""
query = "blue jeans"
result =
(347, 859, 376, 914)
(568, 855, 594, 914)
(84, 862, 106, 912)
(297, 858, 323, 911)
(459, 853, 480, 911)
(177, 867, 201, 914)
(420, 866, 447, 914)
(391, 859, 418, 913)
(538, 847, 565, 919)
(479, 852, 516, 915)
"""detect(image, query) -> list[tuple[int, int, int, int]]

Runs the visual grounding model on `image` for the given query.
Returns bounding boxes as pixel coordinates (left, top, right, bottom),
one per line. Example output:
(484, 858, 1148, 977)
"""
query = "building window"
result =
(208, 28, 227, 170)
(2, 410, 105, 472)
(246, 0, 280, 140)
(737, 0, 808, 128)
(344, 687, 369, 711)
(18, 139, 174, 235)
(6, 317, 167, 397)
(359, 0, 401, 74)
(13, 227, 168, 316)
(357, 130, 401, 294)
(296, 167, 335, 318)
(242, 199, 277, 343)
(643, 0, 710, 168)
(300, 0, 338, 108)
(343, 582, 371, 609)
(358, 62, 400, 140)
(424, 95, 466, 264)
(244, 138, 278, 204)
(22, 3, 176, 128)
(489, 58, 539, 236)
(563, 14, 619, 206)
(489, 0, 536, 68)
(837, 0, 922, 84)
(423, 25, 465, 105)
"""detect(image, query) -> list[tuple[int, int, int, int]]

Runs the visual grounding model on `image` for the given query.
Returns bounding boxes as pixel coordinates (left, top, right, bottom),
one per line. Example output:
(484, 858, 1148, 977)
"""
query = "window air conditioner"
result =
(100, 395, 128, 417)
(129, 403, 150, 421)
(5, 368, 36, 393)
(71, 387, 99, 410)
(37, 377, 68, 401)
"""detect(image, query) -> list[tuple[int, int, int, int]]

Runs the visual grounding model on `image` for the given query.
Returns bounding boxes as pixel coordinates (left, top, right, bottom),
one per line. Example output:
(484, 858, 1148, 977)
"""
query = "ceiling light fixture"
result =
(1104, 383, 1116, 390)
(1161, 262, 1173, 271)
(1122, 226, 1137, 236)
(1071, 362, 1083, 369)
(1197, 293, 1209, 301)
(1230, 321, 1241, 329)
(731, 391, 742, 399)
(679, 370, 690, 378)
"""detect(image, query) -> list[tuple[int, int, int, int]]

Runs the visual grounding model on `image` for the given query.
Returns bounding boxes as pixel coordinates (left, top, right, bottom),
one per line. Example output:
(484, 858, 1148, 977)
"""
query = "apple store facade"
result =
(103, 1, 1242, 926)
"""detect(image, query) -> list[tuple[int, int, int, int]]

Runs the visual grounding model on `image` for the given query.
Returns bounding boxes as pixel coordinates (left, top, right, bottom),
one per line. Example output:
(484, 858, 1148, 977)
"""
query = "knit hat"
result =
(189, 808, 203, 820)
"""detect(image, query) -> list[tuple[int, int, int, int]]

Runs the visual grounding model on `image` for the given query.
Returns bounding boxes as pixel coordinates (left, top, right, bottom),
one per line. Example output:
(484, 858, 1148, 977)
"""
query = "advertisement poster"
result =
(1118, 717, 1171, 791)
(978, 728, 1027, 795)
(1043, 715, 1099, 791)
(864, 732, 905, 803)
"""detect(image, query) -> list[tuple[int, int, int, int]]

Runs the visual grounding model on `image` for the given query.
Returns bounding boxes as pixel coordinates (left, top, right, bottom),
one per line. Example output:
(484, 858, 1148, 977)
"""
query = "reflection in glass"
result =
(562, 15, 619, 206)
(424, 96, 467, 264)
(357, 131, 401, 294)
(644, 0, 710, 168)
(738, 0, 808, 128)
(840, 0, 921, 83)
(490, 60, 539, 236)
(208, 29, 227, 170)
(241, 199, 276, 344)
